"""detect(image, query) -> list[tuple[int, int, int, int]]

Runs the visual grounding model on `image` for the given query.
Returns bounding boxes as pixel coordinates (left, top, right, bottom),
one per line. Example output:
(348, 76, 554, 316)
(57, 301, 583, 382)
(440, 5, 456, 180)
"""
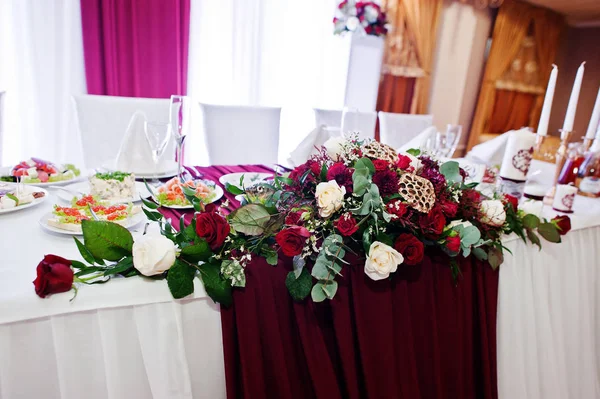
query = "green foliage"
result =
(538, 222, 561, 243)
(229, 204, 271, 236)
(440, 161, 463, 184)
(198, 260, 232, 306)
(352, 157, 375, 196)
(487, 246, 504, 270)
(103, 257, 135, 277)
(406, 148, 420, 157)
(522, 214, 540, 229)
(285, 268, 312, 301)
(81, 220, 133, 261)
(167, 260, 196, 299)
(180, 240, 212, 263)
(224, 183, 245, 195)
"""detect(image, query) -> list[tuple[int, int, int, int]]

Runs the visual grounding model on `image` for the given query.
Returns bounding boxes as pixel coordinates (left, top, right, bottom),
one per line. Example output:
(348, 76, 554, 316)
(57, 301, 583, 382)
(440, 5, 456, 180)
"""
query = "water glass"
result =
(143, 121, 172, 179)
(169, 95, 192, 179)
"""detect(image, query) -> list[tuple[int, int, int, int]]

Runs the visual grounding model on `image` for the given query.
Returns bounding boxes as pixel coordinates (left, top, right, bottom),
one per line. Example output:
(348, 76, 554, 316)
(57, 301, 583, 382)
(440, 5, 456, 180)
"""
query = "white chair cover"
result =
(378, 112, 434, 149)
(396, 126, 437, 154)
(465, 131, 511, 166)
(0, 91, 5, 166)
(313, 108, 343, 130)
(287, 126, 339, 167)
(200, 104, 281, 165)
(72, 95, 174, 169)
(341, 110, 377, 140)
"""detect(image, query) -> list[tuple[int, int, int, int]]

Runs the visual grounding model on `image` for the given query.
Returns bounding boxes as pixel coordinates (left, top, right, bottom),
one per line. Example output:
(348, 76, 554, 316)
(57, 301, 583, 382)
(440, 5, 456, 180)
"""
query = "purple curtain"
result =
(80, 0, 190, 98)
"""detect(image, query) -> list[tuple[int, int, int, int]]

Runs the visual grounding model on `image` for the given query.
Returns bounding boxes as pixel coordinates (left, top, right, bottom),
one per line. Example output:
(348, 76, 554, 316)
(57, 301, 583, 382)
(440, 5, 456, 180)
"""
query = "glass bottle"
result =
(575, 139, 600, 198)
(557, 142, 585, 185)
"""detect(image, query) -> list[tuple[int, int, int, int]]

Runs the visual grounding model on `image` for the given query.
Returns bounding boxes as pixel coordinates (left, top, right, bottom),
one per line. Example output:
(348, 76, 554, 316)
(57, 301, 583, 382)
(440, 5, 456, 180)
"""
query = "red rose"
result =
(33, 255, 74, 298)
(386, 199, 408, 220)
(504, 194, 518, 211)
(326, 162, 354, 193)
(195, 211, 230, 250)
(285, 211, 303, 226)
(419, 206, 446, 237)
(276, 226, 311, 257)
(552, 215, 571, 235)
(394, 234, 424, 265)
(396, 155, 412, 170)
(445, 235, 461, 253)
(439, 199, 458, 217)
(335, 213, 359, 236)
(373, 159, 390, 172)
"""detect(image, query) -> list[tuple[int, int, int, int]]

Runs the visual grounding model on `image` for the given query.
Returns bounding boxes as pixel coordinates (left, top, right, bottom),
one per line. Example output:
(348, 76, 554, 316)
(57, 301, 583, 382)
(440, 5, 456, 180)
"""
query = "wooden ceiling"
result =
(525, 0, 600, 25)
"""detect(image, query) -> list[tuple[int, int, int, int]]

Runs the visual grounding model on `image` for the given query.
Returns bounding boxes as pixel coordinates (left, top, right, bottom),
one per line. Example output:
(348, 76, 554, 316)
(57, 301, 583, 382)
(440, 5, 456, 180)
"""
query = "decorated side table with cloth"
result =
(1, 158, 599, 398)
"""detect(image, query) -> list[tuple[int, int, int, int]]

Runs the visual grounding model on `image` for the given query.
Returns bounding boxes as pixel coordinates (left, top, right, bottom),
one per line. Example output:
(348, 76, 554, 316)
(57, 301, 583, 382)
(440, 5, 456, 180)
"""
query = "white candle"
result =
(585, 86, 600, 139)
(563, 61, 585, 132)
(537, 64, 558, 136)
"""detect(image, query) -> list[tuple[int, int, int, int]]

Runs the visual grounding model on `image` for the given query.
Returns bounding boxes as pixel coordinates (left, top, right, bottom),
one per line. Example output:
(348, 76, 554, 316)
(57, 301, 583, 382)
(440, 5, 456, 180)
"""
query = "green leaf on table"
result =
(74, 236, 98, 265)
(167, 259, 196, 299)
(82, 220, 134, 261)
(538, 222, 561, 243)
(406, 148, 420, 157)
(198, 260, 232, 306)
(229, 204, 271, 236)
(225, 183, 244, 196)
(526, 229, 542, 249)
(104, 256, 135, 277)
(180, 240, 212, 262)
(140, 196, 159, 210)
(74, 266, 108, 277)
(440, 161, 463, 184)
(285, 268, 312, 301)
(522, 214, 540, 229)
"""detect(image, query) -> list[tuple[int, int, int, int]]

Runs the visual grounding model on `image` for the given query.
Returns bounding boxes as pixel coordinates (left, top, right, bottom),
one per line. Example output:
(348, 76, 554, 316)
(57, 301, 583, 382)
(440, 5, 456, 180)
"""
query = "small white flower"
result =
(132, 235, 177, 276)
(364, 241, 404, 281)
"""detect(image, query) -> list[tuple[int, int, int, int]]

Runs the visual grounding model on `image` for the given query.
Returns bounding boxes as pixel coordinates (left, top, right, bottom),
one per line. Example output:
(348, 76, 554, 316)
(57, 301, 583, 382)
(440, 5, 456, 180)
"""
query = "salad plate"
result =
(0, 158, 84, 186)
(55, 180, 152, 205)
(39, 211, 146, 236)
(101, 159, 179, 179)
(0, 184, 48, 215)
(219, 172, 272, 189)
(152, 177, 224, 209)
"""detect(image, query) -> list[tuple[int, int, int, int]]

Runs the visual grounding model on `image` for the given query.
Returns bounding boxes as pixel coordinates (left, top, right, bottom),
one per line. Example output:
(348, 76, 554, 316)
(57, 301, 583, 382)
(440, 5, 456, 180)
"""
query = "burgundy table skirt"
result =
(162, 165, 499, 399)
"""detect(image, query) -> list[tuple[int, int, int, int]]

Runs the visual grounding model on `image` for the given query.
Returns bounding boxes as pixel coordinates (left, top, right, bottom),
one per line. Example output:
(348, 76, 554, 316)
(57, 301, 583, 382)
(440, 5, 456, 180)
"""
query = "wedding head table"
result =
(1, 164, 600, 398)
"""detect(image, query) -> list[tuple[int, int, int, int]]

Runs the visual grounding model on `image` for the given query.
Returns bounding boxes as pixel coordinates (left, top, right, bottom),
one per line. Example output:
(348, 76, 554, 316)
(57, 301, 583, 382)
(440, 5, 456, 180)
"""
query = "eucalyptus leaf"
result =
(311, 282, 327, 302)
(167, 260, 196, 299)
(354, 157, 375, 175)
(311, 258, 331, 280)
(229, 204, 271, 236)
(82, 220, 133, 261)
(292, 255, 305, 278)
(285, 268, 312, 301)
(472, 247, 488, 261)
(322, 280, 338, 299)
(440, 161, 462, 184)
(460, 226, 481, 247)
(265, 249, 279, 266)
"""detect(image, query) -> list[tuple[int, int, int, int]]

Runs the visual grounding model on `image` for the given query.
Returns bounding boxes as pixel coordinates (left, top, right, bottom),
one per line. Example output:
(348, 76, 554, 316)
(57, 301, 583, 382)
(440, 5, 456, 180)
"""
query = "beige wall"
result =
(428, 1, 493, 152)
(548, 27, 600, 137)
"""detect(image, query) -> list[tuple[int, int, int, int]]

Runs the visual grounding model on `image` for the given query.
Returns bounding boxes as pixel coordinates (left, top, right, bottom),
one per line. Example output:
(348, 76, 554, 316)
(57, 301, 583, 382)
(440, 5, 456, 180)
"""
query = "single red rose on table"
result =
(445, 235, 461, 253)
(504, 194, 519, 211)
(552, 215, 571, 235)
(196, 211, 230, 250)
(276, 226, 311, 257)
(33, 255, 74, 298)
(394, 233, 424, 265)
(335, 213, 359, 236)
(419, 206, 446, 237)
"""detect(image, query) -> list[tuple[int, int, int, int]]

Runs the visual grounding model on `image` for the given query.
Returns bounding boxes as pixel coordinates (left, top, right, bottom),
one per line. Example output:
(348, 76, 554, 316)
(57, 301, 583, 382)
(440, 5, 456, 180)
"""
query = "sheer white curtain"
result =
(0, 0, 86, 166)
(187, 0, 350, 165)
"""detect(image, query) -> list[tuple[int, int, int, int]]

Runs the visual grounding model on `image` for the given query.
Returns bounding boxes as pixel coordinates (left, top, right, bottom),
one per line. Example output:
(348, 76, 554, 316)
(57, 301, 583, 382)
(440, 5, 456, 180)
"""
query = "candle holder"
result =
(543, 129, 573, 205)
(582, 136, 595, 152)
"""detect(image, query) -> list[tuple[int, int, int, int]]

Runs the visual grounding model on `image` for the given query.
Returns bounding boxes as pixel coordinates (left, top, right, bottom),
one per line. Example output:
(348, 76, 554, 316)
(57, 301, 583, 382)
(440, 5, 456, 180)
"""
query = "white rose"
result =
(324, 136, 345, 161)
(346, 16, 359, 31)
(519, 200, 543, 218)
(132, 235, 177, 276)
(480, 200, 506, 227)
(364, 241, 404, 281)
(315, 180, 346, 218)
(447, 219, 473, 230)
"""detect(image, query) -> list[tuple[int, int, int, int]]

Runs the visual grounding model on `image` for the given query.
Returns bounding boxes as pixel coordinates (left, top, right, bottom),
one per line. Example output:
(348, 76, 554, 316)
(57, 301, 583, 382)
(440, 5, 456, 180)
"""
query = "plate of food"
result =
(219, 172, 273, 189)
(39, 195, 145, 235)
(55, 171, 152, 204)
(0, 184, 48, 214)
(0, 158, 83, 186)
(101, 159, 179, 180)
(153, 177, 223, 209)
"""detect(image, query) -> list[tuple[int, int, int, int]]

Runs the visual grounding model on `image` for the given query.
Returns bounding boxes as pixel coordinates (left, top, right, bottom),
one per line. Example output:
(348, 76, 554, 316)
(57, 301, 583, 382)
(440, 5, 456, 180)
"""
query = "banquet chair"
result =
(72, 95, 174, 169)
(199, 104, 281, 165)
(378, 112, 434, 149)
(341, 110, 377, 140)
(313, 108, 342, 130)
(0, 91, 4, 166)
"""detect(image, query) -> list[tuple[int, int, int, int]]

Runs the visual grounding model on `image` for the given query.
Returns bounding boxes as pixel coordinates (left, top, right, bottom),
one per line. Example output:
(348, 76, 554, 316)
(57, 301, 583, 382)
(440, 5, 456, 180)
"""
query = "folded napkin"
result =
(465, 132, 511, 166)
(115, 111, 169, 174)
(498, 128, 537, 182)
(287, 125, 340, 167)
(396, 126, 437, 153)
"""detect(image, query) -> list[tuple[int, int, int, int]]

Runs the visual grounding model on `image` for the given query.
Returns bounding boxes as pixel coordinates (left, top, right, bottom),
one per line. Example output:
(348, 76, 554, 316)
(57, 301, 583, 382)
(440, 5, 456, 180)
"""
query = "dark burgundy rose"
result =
(394, 233, 424, 265)
(396, 155, 412, 171)
(289, 163, 312, 183)
(33, 255, 74, 298)
(419, 206, 446, 237)
(386, 199, 408, 220)
(276, 226, 311, 257)
(372, 169, 400, 197)
(552, 215, 571, 235)
(439, 197, 459, 218)
(326, 162, 353, 193)
(195, 211, 230, 250)
(445, 235, 461, 253)
(285, 211, 303, 226)
(504, 194, 518, 211)
(335, 213, 359, 236)
(372, 159, 390, 172)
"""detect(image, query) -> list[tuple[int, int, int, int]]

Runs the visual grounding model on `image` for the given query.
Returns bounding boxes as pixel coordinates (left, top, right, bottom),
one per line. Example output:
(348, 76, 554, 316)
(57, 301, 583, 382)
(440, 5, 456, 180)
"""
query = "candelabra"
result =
(543, 129, 573, 205)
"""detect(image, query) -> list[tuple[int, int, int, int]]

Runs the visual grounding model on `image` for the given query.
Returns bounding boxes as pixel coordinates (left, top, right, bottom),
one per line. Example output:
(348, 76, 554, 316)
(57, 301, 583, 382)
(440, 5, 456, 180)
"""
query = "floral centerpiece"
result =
(333, 1, 389, 37)
(34, 136, 571, 304)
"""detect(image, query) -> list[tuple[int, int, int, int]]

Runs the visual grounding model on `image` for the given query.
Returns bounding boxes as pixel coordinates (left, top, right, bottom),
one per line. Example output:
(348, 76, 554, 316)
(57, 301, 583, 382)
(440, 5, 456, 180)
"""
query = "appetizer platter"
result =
(154, 177, 223, 209)
(0, 158, 82, 186)
(39, 195, 144, 235)
(0, 184, 47, 214)
(55, 171, 152, 204)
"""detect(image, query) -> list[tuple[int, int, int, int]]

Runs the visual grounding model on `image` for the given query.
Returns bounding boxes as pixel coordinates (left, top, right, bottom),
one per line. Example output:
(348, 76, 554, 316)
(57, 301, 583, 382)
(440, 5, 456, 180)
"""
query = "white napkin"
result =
(287, 125, 340, 167)
(465, 132, 511, 166)
(396, 126, 437, 154)
(115, 111, 167, 174)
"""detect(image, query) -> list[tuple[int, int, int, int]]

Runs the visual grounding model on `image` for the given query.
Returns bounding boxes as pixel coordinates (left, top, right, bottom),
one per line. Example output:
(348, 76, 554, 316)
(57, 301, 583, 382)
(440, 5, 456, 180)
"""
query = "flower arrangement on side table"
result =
(34, 136, 571, 304)
(333, 1, 389, 37)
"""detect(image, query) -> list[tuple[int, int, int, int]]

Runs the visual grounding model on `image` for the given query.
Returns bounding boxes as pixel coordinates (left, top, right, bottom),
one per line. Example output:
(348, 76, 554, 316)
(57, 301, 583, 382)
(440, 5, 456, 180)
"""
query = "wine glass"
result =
(143, 121, 172, 182)
(427, 124, 462, 158)
(169, 95, 192, 180)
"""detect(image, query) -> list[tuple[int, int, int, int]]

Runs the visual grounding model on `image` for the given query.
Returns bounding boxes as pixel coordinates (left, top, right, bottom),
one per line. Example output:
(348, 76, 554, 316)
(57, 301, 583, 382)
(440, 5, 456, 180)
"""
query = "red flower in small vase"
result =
(394, 233, 424, 265)
(33, 255, 74, 298)
(552, 215, 571, 235)
(335, 213, 359, 236)
(276, 226, 311, 257)
(196, 211, 230, 250)
(445, 235, 461, 253)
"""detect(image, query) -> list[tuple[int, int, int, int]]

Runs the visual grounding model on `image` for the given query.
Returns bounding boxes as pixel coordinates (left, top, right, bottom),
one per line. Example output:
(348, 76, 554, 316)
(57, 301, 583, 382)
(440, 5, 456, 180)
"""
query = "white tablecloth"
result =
(1, 188, 600, 398)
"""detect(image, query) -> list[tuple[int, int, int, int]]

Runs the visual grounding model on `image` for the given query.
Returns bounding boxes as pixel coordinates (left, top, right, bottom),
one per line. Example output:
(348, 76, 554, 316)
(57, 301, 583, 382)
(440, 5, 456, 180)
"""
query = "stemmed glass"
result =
(143, 121, 172, 183)
(169, 95, 192, 181)
(426, 124, 463, 158)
